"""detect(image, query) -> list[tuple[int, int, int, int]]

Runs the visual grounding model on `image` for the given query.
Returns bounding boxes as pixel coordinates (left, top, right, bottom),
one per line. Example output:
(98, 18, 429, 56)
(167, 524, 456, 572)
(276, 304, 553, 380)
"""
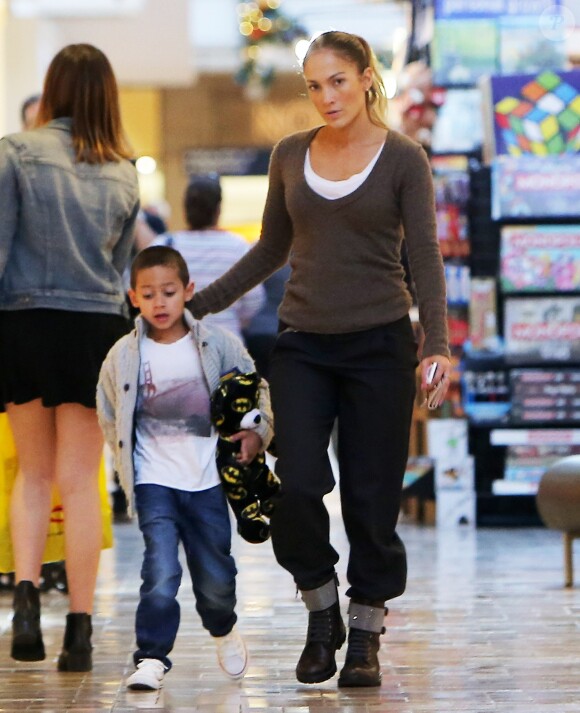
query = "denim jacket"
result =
(96, 309, 274, 516)
(0, 118, 139, 315)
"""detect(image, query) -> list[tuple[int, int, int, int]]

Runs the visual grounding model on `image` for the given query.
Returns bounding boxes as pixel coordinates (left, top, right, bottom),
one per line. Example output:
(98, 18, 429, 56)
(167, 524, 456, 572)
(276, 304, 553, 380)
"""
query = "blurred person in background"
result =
(243, 263, 290, 379)
(0, 43, 139, 671)
(0, 92, 70, 596)
(20, 94, 41, 131)
(153, 174, 264, 341)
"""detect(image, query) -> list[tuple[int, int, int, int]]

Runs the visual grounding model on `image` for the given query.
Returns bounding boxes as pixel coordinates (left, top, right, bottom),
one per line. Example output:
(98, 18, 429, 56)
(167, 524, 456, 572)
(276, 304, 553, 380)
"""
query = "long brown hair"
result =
(36, 44, 132, 164)
(303, 31, 388, 130)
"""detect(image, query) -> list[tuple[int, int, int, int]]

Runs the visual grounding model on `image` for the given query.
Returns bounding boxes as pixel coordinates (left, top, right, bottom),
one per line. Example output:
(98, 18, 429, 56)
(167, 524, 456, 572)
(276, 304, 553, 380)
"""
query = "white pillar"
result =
(0, 8, 56, 136)
(0, 0, 8, 137)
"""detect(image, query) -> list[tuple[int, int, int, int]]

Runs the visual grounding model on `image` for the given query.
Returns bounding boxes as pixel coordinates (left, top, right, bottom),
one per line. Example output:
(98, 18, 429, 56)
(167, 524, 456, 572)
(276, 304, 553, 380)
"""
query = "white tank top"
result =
(304, 142, 385, 200)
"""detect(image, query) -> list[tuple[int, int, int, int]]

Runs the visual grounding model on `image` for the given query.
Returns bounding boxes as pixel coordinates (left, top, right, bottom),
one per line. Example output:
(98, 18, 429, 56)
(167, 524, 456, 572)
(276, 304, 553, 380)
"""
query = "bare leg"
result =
(55, 404, 104, 614)
(7, 400, 56, 585)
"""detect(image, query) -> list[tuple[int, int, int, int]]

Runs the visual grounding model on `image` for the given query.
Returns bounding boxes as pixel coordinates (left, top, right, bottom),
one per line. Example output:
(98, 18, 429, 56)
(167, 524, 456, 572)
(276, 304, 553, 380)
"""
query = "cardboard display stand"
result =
(0, 414, 113, 573)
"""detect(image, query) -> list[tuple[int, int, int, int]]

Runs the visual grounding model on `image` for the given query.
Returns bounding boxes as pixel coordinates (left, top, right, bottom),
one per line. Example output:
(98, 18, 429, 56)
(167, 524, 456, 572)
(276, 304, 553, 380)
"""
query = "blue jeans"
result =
(133, 484, 237, 669)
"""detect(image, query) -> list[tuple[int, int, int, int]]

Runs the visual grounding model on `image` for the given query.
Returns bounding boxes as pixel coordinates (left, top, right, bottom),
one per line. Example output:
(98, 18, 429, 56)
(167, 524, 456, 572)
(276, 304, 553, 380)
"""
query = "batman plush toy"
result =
(210, 371, 280, 544)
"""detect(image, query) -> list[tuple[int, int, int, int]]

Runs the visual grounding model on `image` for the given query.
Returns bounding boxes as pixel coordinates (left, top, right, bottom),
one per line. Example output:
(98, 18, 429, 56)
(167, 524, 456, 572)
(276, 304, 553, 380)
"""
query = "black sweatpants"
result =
(269, 317, 418, 602)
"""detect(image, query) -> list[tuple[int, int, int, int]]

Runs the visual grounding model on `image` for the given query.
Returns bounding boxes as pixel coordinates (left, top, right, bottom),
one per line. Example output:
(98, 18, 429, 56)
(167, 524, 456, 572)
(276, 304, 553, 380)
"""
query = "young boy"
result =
(96, 246, 273, 691)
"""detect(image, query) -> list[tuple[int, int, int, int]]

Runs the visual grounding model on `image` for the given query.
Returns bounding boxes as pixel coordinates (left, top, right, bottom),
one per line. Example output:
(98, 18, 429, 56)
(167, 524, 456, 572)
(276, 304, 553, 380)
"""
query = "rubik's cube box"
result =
(489, 70, 580, 158)
(484, 69, 580, 219)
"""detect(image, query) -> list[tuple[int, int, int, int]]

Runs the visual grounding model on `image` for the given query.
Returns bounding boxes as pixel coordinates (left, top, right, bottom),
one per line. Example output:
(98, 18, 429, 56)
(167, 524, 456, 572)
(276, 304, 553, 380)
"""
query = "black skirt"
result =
(0, 309, 130, 412)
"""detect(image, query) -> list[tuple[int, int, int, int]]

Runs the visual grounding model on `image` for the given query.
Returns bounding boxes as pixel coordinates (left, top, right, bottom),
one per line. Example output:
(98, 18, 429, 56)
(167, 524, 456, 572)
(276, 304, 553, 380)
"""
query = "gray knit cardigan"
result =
(96, 310, 274, 515)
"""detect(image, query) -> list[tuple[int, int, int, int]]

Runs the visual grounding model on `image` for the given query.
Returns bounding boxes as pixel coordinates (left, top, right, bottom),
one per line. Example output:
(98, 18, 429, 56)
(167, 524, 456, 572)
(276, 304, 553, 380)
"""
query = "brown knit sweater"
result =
(189, 127, 449, 358)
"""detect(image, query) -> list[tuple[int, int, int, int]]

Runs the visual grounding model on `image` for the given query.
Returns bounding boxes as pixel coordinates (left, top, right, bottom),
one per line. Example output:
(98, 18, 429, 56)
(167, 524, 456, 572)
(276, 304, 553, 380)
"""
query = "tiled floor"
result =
(1, 486, 580, 712)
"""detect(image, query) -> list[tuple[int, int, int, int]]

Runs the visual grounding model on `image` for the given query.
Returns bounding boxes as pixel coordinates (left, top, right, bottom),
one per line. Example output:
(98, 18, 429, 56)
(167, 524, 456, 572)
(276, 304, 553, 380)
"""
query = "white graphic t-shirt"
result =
(133, 334, 220, 491)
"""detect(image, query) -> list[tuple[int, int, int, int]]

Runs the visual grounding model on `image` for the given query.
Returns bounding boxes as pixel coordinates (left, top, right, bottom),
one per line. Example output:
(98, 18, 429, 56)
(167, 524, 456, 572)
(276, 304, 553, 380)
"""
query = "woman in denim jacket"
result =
(0, 44, 139, 672)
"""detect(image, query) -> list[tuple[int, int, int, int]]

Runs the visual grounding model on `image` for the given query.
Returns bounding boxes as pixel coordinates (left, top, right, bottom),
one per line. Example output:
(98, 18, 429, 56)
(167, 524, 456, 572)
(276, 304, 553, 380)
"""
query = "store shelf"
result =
(464, 159, 580, 526)
(476, 493, 542, 527)
(491, 480, 538, 495)
(490, 428, 580, 446)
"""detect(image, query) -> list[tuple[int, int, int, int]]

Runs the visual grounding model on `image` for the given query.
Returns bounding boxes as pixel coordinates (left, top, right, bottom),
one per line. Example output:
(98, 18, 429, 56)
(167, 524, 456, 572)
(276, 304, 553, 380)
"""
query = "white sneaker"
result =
(126, 658, 166, 690)
(215, 627, 249, 680)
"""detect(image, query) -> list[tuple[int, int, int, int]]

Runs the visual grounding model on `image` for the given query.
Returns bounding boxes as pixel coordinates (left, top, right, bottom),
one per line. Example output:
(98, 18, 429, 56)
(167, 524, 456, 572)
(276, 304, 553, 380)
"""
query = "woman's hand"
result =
(229, 430, 263, 465)
(420, 355, 451, 409)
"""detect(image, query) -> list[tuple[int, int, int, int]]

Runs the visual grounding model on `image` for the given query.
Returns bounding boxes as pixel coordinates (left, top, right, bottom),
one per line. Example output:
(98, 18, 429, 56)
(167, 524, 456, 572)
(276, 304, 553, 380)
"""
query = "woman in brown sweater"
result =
(190, 31, 450, 688)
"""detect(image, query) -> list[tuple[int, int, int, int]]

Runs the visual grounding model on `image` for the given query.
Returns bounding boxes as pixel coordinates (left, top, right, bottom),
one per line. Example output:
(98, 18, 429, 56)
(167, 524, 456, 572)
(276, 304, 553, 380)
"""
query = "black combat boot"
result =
(57, 613, 93, 672)
(296, 578, 346, 684)
(338, 600, 386, 688)
(11, 580, 45, 661)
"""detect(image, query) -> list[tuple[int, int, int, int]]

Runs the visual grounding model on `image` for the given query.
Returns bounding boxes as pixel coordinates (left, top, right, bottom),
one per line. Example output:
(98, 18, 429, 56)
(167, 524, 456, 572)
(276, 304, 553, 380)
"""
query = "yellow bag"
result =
(0, 413, 113, 573)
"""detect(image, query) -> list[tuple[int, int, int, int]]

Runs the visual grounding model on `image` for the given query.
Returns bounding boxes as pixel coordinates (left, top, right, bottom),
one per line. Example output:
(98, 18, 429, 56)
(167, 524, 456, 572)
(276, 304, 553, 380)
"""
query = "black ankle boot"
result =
(11, 580, 45, 661)
(296, 602, 346, 684)
(338, 628, 382, 687)
(57, 613, 93, 672)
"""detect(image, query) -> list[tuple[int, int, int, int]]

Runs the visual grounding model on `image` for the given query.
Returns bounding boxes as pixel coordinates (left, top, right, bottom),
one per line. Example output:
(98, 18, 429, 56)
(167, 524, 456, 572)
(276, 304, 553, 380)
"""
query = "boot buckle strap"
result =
(300, 578, 338, 612)
(347, 602, 385, 633)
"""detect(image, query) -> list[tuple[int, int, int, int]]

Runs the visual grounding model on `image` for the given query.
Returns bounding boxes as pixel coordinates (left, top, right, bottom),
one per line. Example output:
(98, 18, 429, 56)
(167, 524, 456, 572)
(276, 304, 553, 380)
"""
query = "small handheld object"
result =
(210, 371, 280, 544)
(423, 362, 445, 410)
(426, 362, 438, 385)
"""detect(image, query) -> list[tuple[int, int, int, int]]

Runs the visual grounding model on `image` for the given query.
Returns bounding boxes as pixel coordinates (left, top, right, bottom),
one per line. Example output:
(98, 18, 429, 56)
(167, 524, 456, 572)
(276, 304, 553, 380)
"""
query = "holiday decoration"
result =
(490, 70, 580, 157)
(236, 0, 307, 97)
